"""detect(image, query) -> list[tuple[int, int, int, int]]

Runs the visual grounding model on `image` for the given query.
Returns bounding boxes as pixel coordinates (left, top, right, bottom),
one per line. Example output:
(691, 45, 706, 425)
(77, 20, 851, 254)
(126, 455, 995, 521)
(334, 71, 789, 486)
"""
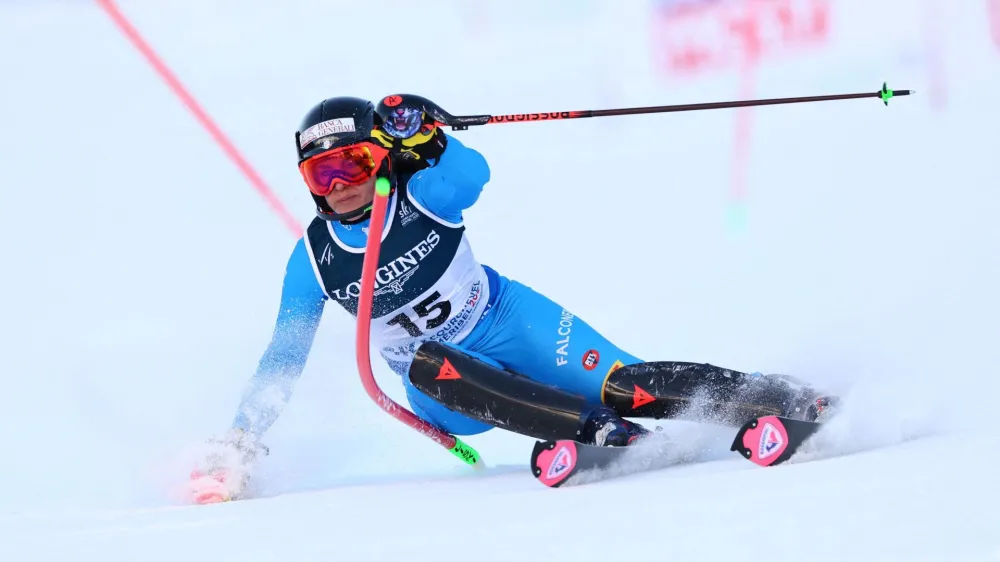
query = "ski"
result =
(730, 415, 823, 467)
(531, 415, 825, 487)
(530, 434, 682, 488)
(531, 440, 617, 488)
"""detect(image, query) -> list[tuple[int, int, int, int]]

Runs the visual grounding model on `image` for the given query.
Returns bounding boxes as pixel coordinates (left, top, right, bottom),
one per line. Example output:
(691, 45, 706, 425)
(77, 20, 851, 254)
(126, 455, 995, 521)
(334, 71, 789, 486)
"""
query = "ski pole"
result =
(354, 176, 482, 468)
(427, 82, 913, 130)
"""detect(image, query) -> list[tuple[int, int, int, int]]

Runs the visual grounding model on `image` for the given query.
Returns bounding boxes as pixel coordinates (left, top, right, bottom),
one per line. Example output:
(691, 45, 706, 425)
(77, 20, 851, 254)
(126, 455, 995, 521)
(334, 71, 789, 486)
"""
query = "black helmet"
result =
(295, 96, 391, 222)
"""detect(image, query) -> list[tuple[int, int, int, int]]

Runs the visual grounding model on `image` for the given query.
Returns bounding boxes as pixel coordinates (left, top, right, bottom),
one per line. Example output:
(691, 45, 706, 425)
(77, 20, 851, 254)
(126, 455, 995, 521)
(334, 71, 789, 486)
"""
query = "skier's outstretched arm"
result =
(406, 133, 490, 221)
(231, 238, 327, 440)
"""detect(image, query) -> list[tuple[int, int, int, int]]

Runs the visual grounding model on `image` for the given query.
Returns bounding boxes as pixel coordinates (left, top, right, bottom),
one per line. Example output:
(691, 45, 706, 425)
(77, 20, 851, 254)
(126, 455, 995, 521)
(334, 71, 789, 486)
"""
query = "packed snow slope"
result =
(1, 1, 998, 561)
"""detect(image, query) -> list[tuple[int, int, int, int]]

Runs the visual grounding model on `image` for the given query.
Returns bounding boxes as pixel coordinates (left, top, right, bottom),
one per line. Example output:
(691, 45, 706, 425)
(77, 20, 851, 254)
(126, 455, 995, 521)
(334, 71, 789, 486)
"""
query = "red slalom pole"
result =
(355, 178, 482, 467)
(95, 0, 301, 236)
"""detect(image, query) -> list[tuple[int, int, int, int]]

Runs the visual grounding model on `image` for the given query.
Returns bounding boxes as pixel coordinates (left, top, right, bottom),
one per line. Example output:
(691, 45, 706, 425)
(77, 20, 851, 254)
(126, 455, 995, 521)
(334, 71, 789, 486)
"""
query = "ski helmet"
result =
(295, 96, 391, 223)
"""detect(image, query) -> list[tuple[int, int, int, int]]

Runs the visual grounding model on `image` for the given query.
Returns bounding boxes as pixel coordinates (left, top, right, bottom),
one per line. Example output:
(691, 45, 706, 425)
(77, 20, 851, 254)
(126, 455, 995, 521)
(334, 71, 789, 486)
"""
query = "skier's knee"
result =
(410, 396, 495, 436)
(441, 342, 504, 370)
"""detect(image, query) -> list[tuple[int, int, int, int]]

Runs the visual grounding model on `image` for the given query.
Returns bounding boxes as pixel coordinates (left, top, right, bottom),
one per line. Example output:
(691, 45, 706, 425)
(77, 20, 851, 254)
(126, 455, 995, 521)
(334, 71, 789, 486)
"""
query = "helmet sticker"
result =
(383, 106, 423, 139)
(300, 118, 356, 149)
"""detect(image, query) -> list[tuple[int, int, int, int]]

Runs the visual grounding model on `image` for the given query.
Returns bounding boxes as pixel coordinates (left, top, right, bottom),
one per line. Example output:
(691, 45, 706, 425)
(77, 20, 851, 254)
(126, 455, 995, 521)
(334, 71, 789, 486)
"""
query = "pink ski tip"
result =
(741, 416, 791, 467)
(535, 441, 578, 487)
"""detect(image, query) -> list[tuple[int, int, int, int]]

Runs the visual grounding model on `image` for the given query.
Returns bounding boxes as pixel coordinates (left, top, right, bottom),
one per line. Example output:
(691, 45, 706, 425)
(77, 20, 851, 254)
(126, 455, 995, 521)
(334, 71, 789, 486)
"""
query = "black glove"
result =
(370, 94, 449, 167)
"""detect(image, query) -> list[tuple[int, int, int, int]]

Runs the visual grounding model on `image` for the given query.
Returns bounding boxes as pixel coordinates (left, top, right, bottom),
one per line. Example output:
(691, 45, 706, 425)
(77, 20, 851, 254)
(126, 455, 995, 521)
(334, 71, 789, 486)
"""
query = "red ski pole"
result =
(431, 83, 913, 130)
(355, 177, 482, 467)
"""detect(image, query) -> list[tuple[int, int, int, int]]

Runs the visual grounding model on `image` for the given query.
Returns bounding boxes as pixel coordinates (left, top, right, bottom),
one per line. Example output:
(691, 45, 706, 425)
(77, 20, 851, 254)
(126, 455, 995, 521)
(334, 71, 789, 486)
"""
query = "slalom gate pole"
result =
(355, 177, 482, 468)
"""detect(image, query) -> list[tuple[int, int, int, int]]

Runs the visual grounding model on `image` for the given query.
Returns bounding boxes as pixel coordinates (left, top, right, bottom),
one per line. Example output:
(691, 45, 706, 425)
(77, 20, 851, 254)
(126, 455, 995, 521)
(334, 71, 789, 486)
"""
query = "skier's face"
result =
(324, 175, 376, 214)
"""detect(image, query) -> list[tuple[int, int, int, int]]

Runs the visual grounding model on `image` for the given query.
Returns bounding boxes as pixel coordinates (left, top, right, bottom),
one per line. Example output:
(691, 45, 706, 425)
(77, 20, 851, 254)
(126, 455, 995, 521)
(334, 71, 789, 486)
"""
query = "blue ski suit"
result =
(232, 134, 642, 439)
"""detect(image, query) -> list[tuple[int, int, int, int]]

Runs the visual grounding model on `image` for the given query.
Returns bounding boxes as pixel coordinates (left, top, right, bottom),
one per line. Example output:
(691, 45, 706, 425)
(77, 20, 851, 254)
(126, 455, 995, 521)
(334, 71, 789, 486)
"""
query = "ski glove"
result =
(188, 428, 268, 504)
(370, 94, 448, 166)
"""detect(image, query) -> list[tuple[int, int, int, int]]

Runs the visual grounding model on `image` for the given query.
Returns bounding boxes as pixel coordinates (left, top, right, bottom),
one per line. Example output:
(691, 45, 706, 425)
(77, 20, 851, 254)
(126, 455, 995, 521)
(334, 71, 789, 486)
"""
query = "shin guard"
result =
(601, 361, 812, 426)
(408, 342, 591, 441)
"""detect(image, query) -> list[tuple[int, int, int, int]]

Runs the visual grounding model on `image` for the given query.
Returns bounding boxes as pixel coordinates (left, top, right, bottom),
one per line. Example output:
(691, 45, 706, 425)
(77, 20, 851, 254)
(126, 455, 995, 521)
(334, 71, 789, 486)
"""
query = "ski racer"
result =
(189, 94, 834, 502)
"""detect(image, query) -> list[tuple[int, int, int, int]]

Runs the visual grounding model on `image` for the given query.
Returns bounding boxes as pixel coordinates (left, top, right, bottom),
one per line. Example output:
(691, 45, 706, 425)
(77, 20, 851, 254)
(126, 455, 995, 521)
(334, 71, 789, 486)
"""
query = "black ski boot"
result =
(579, 405, 650, 447)
(805, 395, 839, 422)
(753, 373, 840, 422)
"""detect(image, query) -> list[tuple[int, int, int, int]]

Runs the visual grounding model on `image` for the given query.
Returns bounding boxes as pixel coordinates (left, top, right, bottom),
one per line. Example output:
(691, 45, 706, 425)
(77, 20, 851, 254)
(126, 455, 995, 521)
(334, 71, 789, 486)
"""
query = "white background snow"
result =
(1, 0, 998, 560)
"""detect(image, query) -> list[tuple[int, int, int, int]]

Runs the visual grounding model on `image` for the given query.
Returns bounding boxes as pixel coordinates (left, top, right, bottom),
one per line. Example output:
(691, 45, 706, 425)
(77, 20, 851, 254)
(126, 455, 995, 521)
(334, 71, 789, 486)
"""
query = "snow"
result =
(2, 432, 997, 561)
(2, 1, 999, 561)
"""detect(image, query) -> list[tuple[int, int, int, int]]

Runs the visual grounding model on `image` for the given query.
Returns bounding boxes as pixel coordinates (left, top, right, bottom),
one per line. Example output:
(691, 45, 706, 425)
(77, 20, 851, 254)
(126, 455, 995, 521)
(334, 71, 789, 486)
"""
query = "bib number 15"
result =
(387, 291, 452, 337)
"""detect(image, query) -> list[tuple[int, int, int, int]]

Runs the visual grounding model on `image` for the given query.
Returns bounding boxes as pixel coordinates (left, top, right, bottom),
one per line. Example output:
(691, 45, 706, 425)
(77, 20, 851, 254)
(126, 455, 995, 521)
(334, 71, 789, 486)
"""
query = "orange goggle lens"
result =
(299, 144, 385, 196)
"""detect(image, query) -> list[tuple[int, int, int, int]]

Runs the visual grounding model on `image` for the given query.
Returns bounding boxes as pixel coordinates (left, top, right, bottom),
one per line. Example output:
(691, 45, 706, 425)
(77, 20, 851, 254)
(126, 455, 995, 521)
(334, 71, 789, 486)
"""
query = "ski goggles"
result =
(298, 143, 389, 197)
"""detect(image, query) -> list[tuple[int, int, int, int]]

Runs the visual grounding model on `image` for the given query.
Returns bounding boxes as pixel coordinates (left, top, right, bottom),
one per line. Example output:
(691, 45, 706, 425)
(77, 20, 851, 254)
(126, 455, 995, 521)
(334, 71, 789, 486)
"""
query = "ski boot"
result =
(806, 395, 839, 422)
(748, 372, 839, 423)
(579, 405, 651, 447)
